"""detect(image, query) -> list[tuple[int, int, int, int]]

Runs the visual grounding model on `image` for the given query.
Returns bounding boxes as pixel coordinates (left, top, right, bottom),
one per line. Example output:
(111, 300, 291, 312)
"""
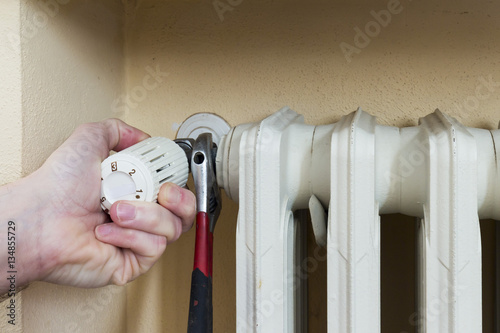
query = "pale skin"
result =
(0, 119, 196, 293)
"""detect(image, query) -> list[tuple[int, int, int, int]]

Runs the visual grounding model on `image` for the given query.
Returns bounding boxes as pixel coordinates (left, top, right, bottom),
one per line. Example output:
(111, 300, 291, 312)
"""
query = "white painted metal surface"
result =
(176, 112, 231, 147)
(216, 107, 500, 332)
(328, 109, 380, 333)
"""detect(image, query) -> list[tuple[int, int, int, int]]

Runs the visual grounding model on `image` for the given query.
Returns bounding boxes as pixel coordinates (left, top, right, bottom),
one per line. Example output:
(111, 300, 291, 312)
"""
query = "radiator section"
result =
(216, 107, 500, 332)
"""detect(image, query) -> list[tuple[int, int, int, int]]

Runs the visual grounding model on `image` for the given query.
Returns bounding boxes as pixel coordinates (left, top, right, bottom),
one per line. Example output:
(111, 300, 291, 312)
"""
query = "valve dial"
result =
(100, 137, 189, 212)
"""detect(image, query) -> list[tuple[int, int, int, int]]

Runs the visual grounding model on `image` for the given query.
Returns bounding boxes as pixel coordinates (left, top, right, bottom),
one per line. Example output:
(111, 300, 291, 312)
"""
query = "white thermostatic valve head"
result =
(100, 137, 189, 212)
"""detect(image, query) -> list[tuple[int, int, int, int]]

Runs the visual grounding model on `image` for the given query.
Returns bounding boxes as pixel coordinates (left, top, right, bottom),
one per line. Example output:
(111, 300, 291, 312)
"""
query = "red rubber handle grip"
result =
(188, 212, 214, 332)
(192, 212, 213, 278)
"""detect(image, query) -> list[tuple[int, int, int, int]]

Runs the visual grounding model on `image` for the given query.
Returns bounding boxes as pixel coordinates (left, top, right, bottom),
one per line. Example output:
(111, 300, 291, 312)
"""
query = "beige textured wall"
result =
(20, 0, 127, 175)
(0, 4, 23, 186)
(2, 1, 128, 332)
(20, 0, 128, 331)
(1, 0, 499, 332)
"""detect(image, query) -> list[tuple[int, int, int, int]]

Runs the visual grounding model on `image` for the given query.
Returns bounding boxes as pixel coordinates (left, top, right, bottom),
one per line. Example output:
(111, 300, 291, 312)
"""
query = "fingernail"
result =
(165, 184, 181, 204)
(97, 224, 111, 237)
(117, 203, 136, 221)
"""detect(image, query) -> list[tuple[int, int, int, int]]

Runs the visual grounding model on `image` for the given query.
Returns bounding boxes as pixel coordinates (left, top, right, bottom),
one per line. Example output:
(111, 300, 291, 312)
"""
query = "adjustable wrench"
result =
(175, 133, 221, 333)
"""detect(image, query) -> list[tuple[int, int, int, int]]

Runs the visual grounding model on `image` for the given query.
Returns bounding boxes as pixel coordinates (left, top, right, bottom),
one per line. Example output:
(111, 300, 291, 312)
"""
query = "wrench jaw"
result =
(206, 183, 221, 233)
(177, 133, 221, 232)
(175, 112, 228, 227)
(173, 138, 195, 172)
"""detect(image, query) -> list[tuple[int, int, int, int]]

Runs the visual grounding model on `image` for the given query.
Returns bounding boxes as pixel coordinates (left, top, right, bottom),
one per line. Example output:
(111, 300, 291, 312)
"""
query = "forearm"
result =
(0, 174, 47, 294)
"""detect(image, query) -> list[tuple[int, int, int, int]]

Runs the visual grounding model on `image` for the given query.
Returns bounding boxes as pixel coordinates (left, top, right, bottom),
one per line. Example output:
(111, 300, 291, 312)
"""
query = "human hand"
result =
(0, 119, 196, 292)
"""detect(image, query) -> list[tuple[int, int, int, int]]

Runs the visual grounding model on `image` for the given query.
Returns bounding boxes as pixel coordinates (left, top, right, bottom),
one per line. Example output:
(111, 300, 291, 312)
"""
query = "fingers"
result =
(157, 183, 196, 233)
(108, 200, 183, 243)
(95, 223, 167, 258)
(94, 183, 195, 283)
(99, 183, 195, 247)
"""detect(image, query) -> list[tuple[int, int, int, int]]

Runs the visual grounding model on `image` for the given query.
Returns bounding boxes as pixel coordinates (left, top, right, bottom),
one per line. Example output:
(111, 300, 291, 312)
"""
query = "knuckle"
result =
(127, 204, 161, 230)
(142, 235, 166, 259)
(112, 273, 128, 286)
(156, 236, 167, 252)
(101, 118, 121, 129)
(166, 217, 183, 242)
(123, 228, 136, 246)
(146, 206, 162, 229)
(182, 190, 197, 217)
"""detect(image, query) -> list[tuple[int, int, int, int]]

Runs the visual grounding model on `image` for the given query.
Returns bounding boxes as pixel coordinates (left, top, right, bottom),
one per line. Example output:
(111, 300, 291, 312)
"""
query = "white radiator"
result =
(215, 107, 500, 332)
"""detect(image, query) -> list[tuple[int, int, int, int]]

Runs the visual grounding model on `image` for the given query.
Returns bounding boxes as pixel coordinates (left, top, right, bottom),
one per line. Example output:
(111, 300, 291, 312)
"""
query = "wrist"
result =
(0, 172, 50, 292)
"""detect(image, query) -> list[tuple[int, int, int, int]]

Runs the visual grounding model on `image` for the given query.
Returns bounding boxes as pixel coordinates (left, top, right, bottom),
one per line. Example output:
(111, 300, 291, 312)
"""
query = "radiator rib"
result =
(216, 107, 499, 333)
